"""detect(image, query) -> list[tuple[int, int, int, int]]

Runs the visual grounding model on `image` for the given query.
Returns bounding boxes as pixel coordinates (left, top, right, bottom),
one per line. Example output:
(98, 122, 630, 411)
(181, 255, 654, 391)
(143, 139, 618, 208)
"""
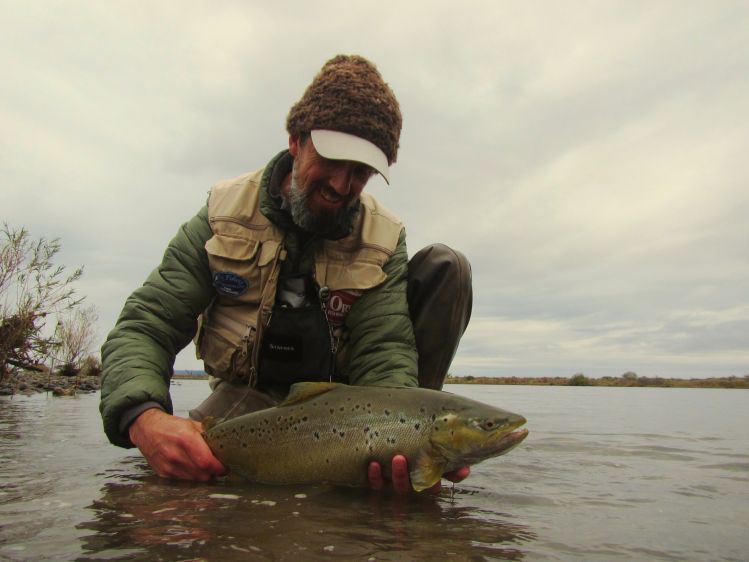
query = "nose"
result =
(327, 164, 353, 196)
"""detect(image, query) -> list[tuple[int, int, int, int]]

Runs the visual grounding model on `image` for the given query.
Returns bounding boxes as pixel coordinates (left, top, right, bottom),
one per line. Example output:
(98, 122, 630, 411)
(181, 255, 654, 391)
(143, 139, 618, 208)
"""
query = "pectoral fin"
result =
(409, 453, 446, 492)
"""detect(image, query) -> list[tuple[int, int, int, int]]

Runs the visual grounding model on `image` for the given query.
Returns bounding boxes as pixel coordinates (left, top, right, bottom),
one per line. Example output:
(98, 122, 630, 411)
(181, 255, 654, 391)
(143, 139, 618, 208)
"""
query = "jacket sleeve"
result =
(344, 228, 418, 388)
(99, 206, 215, 447)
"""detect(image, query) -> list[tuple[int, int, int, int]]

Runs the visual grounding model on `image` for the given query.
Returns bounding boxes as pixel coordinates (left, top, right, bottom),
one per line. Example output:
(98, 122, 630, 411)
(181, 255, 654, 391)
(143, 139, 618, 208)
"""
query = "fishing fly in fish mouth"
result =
(203, 383, 528, 492)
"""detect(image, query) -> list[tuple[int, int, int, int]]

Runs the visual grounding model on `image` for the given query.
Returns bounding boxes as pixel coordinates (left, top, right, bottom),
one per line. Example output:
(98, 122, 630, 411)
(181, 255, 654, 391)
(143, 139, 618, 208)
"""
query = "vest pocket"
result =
(205, 235, 280, 305)
(315, 260, 387, 291)
(197, 321, 252, 383)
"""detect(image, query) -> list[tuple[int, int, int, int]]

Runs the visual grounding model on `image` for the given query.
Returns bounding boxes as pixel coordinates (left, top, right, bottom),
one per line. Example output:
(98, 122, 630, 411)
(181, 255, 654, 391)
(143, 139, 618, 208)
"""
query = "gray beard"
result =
(287, 163, 360, 239)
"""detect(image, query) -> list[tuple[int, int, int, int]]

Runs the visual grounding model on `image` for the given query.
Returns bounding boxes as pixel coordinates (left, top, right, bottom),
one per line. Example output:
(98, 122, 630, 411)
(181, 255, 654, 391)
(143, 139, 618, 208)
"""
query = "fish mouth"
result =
(495, 428, 529, 453)
(462, 427, 529, 465)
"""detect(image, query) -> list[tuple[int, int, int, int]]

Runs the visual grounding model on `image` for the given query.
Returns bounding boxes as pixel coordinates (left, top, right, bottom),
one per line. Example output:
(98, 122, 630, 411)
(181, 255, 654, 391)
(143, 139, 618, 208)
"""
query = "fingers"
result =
(129, 409, 227, 481)
(367, 457, 471, 494)
(367, 456, 411, 494)
(443, 465, 471, 483)
(368, 461, 384, 490)
(191, 420, 228, 476)
(390, 455, 411, 495)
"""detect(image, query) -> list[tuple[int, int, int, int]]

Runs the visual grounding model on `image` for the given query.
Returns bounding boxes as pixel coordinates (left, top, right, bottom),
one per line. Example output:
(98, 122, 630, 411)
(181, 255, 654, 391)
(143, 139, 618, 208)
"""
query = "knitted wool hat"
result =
(286, 55, 402, 166)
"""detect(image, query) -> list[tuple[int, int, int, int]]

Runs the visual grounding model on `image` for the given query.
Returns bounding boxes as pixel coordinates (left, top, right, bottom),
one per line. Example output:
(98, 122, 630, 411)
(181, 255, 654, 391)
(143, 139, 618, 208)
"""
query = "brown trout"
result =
(202, 382, 528, 491)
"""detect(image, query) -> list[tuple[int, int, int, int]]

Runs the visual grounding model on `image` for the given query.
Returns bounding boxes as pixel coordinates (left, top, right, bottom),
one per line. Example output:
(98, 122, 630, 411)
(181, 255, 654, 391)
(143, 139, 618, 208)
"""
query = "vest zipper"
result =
(249, 239, 285, 386)
(317, 285, 338, 382)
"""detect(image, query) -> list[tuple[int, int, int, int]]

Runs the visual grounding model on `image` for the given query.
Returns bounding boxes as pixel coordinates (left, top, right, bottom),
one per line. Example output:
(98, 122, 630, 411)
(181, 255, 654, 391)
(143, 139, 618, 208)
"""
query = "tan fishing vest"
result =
(196, 167, 403, 386)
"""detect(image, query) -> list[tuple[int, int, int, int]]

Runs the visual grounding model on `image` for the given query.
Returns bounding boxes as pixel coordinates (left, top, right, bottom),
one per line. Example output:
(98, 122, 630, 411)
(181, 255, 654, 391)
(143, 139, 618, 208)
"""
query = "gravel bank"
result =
(0, 370, 100, 396)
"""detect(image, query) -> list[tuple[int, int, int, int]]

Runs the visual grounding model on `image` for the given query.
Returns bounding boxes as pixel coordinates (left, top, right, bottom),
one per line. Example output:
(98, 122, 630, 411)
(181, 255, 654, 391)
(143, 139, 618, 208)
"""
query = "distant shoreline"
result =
(173, 373, 209, 380)
(5, 371, 743, 397)
(172, 372, 749, 389)
(444, 374, 749, 389)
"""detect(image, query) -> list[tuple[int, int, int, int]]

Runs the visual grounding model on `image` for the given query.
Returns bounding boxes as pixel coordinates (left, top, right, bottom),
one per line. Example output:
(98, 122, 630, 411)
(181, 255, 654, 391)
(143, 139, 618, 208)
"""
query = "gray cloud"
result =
(2, 1, 747, 378)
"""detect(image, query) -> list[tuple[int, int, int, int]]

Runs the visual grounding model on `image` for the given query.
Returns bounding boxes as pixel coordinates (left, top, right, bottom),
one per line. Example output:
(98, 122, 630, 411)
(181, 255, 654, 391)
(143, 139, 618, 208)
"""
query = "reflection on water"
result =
(77, 467, 534, 561)
(2, 384, 749, 561)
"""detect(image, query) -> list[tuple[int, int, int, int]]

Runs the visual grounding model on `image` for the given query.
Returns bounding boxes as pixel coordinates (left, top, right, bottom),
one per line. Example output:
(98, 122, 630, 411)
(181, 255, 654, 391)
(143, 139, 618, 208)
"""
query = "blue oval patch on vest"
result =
(213, 272, 248, 297)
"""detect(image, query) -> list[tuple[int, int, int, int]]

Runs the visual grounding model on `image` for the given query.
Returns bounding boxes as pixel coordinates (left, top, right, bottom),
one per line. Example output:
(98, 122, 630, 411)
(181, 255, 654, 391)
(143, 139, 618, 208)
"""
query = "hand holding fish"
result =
(368, 455, 471, 494)
(128, 409, 227, 481)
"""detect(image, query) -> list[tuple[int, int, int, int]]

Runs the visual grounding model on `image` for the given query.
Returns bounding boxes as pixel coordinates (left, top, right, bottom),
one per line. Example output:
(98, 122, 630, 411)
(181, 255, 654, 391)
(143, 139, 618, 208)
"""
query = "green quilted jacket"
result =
(100, 151, 418, 447)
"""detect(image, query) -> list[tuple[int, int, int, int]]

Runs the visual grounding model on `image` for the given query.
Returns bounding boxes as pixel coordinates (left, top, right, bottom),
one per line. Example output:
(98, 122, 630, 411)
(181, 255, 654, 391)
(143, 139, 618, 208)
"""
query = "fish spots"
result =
(399, 417, 406, 424)
(314, 431, 320, 440)
(384, 409, 391, 417)
(414, 423, 421, 430)
(329, 408, 335, 414)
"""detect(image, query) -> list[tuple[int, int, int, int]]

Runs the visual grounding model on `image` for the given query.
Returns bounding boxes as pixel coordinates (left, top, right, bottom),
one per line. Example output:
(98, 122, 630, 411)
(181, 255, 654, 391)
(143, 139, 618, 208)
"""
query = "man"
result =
(100, 55, 473, 493)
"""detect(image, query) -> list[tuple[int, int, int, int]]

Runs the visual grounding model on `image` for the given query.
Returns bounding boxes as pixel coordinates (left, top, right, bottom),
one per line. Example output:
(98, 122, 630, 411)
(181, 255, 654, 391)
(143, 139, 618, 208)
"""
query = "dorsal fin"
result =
(278, 382, 343, 407)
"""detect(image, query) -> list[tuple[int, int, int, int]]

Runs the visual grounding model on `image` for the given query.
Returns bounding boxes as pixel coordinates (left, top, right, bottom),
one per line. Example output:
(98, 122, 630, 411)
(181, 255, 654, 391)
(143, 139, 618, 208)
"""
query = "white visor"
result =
(310, 129, 390, 184)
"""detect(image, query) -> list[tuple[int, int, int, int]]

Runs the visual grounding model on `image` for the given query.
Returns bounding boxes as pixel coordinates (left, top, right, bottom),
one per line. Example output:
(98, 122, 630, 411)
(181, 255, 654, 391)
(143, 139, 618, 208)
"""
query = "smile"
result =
(319, 187, 344, 205)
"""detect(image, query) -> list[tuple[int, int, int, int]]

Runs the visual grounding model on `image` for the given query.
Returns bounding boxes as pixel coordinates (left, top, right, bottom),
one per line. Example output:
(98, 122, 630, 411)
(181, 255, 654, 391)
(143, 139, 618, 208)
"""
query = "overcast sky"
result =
(2, 1, 748, 378)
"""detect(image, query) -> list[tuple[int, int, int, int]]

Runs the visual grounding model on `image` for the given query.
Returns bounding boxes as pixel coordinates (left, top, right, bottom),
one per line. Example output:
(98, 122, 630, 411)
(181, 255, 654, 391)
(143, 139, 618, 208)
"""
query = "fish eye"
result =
(480, 420, 497, 431)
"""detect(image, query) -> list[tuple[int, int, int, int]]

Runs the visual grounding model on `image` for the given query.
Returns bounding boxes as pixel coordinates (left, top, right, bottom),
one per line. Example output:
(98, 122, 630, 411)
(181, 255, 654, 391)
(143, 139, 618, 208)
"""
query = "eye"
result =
(480, 420, 497, 431)
(353, 165, 374, 180)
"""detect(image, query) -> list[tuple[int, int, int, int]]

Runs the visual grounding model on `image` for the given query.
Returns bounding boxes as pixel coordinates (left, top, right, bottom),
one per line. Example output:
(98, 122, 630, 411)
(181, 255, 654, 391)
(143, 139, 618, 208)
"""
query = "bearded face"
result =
(286, 137, 373, 238)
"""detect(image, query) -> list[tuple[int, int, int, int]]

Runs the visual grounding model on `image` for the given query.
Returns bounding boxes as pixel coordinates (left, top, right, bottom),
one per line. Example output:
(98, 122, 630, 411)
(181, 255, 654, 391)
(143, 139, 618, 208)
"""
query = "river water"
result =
(1, 382, 747, 561)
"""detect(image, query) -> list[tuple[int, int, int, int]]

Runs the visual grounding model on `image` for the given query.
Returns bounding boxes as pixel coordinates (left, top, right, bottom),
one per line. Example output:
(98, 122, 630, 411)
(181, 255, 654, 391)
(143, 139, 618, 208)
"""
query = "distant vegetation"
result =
(445, 372, 749, 389)
(174, 371, 749, 389)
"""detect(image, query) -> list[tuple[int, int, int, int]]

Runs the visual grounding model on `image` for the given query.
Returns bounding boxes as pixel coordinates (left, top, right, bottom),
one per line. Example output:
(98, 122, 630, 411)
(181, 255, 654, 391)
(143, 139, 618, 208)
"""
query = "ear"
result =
(289, 134, 300, 157)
